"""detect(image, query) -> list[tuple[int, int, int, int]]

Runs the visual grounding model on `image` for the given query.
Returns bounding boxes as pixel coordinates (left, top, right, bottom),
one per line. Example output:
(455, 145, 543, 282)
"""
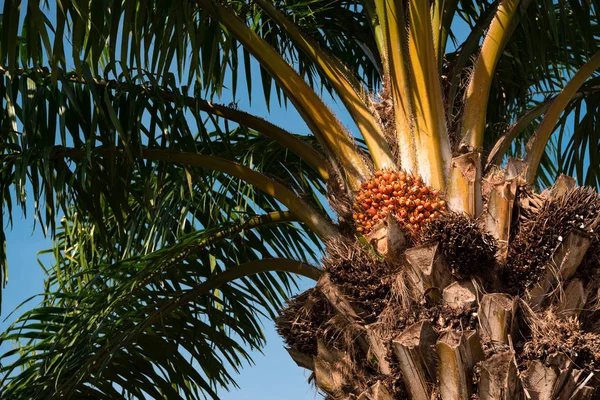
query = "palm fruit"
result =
(352, 170, 447, 234)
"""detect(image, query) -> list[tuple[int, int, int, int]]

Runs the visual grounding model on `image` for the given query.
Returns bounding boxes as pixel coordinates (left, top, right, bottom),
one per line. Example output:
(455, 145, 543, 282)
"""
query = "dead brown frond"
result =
(520, 304, 600, 373)
(276, 288, 333, 356)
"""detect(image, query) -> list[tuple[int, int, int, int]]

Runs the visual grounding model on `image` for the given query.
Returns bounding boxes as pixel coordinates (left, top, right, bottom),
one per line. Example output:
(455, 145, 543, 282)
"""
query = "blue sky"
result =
(0, 7, 478, 399)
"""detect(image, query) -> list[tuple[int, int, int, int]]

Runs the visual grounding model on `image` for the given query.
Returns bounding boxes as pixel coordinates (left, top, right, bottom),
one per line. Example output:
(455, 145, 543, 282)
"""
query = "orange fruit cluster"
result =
(352, 170, 447, 234)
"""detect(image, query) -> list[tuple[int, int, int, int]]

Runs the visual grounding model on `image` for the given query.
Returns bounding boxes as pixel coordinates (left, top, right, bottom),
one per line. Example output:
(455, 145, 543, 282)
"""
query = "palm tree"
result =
(1, 0, 600, 398)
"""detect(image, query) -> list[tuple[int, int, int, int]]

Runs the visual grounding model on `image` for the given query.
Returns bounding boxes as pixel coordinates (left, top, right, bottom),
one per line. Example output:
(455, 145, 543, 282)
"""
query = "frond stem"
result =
(254, 0, 396, 170)
(486, 100, 552, 169)
(447, 1, 498, 111)
(461, 0, 521, 149)
(372, 0, 417, 173)
(438, 0, 460, 63)
(196, 0, 371, 189)
(407, 0, 452, 189)
(487, 85, 600, 169)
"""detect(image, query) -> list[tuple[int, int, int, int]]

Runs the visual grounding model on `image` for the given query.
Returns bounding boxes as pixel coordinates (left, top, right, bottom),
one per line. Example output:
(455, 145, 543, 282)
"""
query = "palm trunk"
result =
(277, 169, 600, 399)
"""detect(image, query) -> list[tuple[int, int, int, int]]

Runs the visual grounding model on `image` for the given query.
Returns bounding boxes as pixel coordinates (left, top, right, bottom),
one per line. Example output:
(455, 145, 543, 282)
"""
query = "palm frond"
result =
(2, 1, 600, 398)
(525, 50, 600, 184)
(0, 62, 333, 255)
(549, 88, 600, 189)
(0, 213, 321, 399)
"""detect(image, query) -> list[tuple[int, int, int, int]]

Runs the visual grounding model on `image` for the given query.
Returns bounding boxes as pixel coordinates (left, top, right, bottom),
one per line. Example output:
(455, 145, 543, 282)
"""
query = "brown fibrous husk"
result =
(418, 212, 498, 284)
(371, 78, 398, 162)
